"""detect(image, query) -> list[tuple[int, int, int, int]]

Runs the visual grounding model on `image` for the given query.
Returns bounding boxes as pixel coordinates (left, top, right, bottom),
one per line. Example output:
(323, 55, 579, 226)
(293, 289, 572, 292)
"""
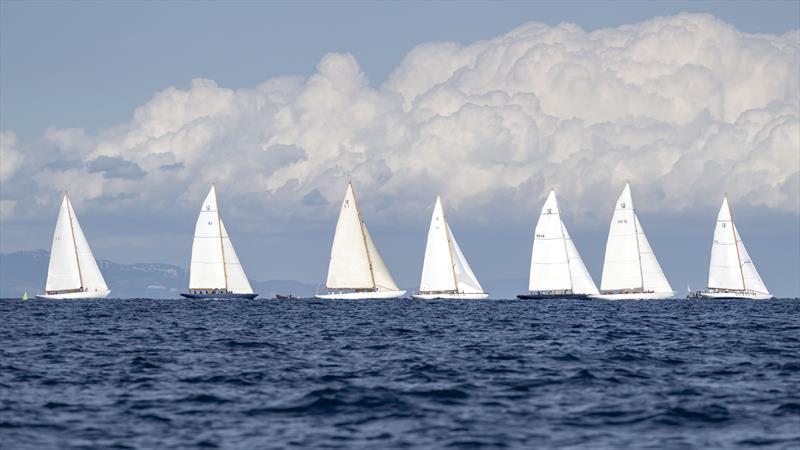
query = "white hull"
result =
(412, 292, 489, 300)
(591, 292, 674, 300)
(700, 291, 772, 300)
(36, 290, 111, 300)
(315, 290, 406, 300)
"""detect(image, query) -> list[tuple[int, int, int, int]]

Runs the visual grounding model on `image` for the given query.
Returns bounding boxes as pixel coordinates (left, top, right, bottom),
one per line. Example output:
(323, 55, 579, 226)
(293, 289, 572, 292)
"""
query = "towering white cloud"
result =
(1, 13, 798, 225)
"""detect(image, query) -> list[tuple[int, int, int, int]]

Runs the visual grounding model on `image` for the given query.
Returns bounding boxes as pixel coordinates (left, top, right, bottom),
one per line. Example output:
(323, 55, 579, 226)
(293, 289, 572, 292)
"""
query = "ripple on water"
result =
(1, 298, 799, 449)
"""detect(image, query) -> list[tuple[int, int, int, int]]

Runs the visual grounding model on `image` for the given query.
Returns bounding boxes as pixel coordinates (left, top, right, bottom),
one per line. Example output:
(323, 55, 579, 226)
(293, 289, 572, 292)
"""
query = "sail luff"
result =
(213, 185, 229, 291)
(65, 194, 84, 289)
(557, 200, 574, 293)
(728, 197, 747, 290)
(352, 183, 377, 289)
(631, 214, 645, 290)
(440, 198, 460, 292)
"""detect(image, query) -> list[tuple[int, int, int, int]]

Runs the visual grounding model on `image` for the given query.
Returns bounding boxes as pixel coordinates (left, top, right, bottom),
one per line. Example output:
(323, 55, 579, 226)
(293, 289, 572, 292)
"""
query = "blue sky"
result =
(1, 1, 799, 297)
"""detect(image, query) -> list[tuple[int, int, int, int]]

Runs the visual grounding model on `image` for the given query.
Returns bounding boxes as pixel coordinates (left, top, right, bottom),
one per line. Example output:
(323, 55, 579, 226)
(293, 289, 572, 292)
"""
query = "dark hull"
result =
(516, 293, 590, 300)
(180, 293, 259, 299)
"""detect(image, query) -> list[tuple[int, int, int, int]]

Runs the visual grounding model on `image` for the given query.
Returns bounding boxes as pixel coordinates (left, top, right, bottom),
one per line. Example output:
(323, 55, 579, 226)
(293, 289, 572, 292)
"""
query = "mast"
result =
(440, 197, 460, 293)
(214, 184, 228, 291)
(351, 182, 377, 289)
(553, 191, 574, 293)
(629, 186, 645, 291)
(65, 192, 84, 290)
(727, 196, 747, 292)
(560, 221, 574, 292)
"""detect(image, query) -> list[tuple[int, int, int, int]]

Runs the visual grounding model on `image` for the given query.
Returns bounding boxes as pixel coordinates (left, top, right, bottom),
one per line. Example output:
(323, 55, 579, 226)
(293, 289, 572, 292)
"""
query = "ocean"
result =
(1, 298, 798, 449)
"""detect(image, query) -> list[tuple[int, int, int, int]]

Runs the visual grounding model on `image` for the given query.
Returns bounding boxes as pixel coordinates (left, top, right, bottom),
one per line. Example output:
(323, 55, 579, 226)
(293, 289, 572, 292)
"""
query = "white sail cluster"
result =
(35, 181, 774, 301)
(414, 196, 487, 299)
(38, 193, 109, 299)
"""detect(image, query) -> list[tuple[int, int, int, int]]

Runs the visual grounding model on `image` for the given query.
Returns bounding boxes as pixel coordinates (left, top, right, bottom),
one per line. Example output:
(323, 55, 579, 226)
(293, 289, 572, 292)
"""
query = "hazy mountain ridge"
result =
(0, 250, 316, 299)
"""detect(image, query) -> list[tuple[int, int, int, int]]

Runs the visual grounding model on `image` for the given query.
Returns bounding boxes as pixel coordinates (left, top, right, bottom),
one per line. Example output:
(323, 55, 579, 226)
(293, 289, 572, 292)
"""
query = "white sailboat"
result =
(181, 185, 258, 299)
(700, 196, 772, 299)
(518, 190, 598, 299)
(37, 192, 110, 299)
(316, 182, 406, 300)
(592, 183, 674, 300)
(413, 196, 488, 300)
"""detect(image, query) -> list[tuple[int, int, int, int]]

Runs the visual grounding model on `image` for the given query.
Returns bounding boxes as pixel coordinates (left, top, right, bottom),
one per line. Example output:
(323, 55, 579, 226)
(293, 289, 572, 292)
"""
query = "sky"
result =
(1, 1, 799, 297)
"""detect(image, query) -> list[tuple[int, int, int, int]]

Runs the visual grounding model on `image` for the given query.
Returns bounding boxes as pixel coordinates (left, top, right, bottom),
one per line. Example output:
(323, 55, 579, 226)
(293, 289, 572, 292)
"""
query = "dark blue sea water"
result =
(1, 298, 799, 449)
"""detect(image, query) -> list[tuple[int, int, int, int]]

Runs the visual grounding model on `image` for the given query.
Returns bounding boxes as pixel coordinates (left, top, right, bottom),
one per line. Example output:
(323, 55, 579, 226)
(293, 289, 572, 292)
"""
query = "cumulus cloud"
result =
(1, 13, 798, 226)
(0, 131, 23, 183)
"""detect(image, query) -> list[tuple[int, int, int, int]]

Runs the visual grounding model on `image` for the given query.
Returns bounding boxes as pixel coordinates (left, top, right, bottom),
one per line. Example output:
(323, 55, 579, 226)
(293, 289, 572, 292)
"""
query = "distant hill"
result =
(0, 250, 316, 299)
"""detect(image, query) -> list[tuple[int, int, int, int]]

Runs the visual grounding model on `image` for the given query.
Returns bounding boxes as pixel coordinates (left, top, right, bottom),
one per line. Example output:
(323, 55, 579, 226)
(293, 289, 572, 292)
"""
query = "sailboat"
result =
(591, 183, 674, 300)
(518, 190, 598, 299)
(700, 196, 772, 299)
(37, 192, 110, 299)
(180, 185, 258, 299)
(316, 182, 406, 300)
(413, 196, 488, 300)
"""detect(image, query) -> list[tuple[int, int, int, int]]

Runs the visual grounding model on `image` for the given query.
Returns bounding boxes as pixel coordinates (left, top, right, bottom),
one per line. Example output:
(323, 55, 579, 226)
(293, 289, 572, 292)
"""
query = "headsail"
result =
(635, 215, 672, 293)
(447, 223, 484, 294)
(562, 223, 599, 295)
(67, 196, 108, 292)
(220, 219, 254, 294)
(363, 223, 400, 291)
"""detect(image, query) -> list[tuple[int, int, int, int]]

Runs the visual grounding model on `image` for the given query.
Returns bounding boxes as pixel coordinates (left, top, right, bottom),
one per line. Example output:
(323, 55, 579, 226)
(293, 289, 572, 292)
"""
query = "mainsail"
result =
(326, 182, 399, 291)
(419, 196, 484, 294)
(600, 184, 671, 293)
(707, 196, 769, 295)
(529, 190, 598, 294)
(45, 193, 108, 293)
(188, 185, 253, 294)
